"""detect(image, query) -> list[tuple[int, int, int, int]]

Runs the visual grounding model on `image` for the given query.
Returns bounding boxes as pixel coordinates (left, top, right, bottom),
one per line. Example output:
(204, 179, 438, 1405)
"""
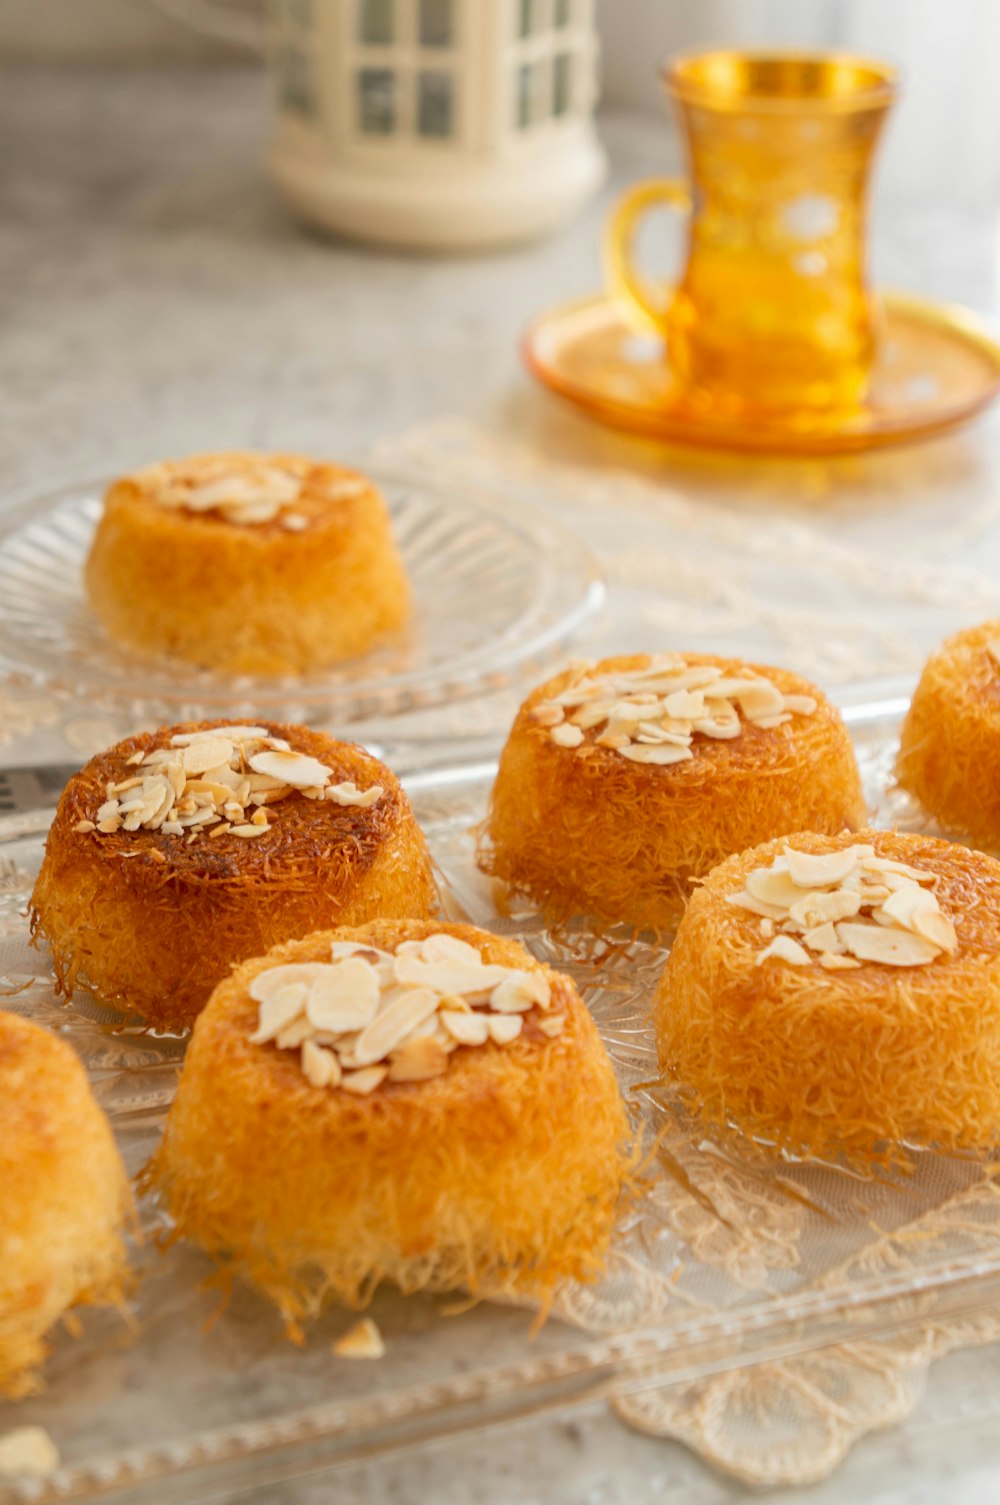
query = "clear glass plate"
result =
(0, 468, 603, 724)
(3, 685, 1000, 1505)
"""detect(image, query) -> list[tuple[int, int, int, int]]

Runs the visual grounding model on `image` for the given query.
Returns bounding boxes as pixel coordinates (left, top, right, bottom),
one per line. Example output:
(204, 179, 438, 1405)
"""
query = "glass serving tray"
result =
(3, 685, 1000, 1505)
(0, 468, 603, 726)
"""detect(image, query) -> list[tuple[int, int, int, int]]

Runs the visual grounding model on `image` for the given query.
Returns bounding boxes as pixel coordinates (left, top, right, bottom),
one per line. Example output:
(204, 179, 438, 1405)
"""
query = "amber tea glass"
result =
(605, 51, 898, 415)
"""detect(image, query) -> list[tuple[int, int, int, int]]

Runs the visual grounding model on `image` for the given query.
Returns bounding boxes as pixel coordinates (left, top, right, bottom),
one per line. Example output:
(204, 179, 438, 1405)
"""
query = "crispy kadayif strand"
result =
(655, 829, 1000, 1165)
(0, 1013, 133, 1398)
(29, 722, 437, 1030)
(898, 620, 1000, 848)
(481, 653, 866, 933)
(146, 920, 633, 1331)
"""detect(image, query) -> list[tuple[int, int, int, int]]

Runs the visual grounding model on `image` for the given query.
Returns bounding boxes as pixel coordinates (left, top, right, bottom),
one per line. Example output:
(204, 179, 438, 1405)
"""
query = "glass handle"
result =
(603, 178, 691, 335)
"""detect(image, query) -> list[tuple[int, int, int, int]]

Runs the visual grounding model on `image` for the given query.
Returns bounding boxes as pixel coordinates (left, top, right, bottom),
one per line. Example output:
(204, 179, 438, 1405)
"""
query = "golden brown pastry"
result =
(0, 1012, 131, 1396)
(654, 829, 1000, 1161)
(482, 653, 865, 930)
(897, 619, 1000, 847)
(84, 452, 411, 676)
(30, 721, 436, 1031)
(148, 920, 631, 1331)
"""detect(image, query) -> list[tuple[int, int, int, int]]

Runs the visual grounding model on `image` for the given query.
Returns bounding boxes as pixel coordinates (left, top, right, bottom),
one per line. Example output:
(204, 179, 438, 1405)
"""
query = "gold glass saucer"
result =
(523, 292, 1000, 455)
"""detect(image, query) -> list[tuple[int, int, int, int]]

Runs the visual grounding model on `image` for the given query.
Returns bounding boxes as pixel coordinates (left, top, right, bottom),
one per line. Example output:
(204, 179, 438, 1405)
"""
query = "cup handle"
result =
(604, 179, 692, 336)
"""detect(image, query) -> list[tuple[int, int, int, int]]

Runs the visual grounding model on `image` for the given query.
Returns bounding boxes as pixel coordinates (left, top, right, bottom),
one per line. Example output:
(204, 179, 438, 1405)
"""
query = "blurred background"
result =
(5, 0, 1000, 205)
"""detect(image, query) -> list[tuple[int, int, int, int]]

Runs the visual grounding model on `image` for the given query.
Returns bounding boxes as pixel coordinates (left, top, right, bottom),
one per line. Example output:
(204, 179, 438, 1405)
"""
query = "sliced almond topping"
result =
(248, 982, 307, 1044)
(487, 1014, 523, 1044)
(489, 969, 551, 1013)
(0, 1426, 60, 1480)
(392, 954, 511, 997)
(275, 1017, 314, 1050)
(248, 749, 331, 789)
(333, 1318, 385, 1359)
(387, 1035, 450, 1082)
(326, 781, 384, 808)
(801, 921, 844, 954)
(620, 743, 692, 766)
(783, 847, 862, 889)
(301, 1039, 341, 1088)
(74, 818, 96, 833)
(415, 927, 481, 963)
(746, 867, 812, 910)
(910, 907, 958, 953)
(550, 722, 584, 749)
(818, 953, 862, 971)
(530, 703, 565, 727)
(788, 889, 861, 928)
(835, 922, 941, 967)
(353, 987, 441, 1066)
(536, 1013, 567, 1037)
(340, 1065, 389, 1096)
(182, 737, 235, 775)
(725, 890, 788, 920)
(440, 1011, 491, 1046)
(757, 934, 812, 966)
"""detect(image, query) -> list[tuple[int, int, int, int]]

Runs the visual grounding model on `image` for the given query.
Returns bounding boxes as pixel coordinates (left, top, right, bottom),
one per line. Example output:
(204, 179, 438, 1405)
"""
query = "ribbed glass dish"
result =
(2, 687, 1000, 1505)
(0, 469, 602, 724)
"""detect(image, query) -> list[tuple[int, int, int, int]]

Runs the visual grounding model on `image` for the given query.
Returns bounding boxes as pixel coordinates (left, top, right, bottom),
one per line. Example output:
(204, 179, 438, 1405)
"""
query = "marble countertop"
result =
(5, 62, 1000, 1505)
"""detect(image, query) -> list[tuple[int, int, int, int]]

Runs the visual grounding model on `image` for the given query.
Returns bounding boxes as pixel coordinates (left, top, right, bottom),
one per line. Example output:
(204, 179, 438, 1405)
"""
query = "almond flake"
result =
(387, 1035, 450, 1082)
(326, 781, 383, 808)
(619, 743, 692, 766)
(0, 1426, 60, 1479)
(249, 749, 331, 789)
(230, 824, 267, 837)
(835, 922, 941, 967)
(489, 969, 551, 1014)
(550, 723, 584, 748)
(74, 819, 96, 833)
(487, 1014, 523, 1044)
(788, 889, 861, 928)
(758, 934, 812, 966)
(783, 847, 862, 889)
(536, 1013, 567, 1037)
(818, 953, 862, 971)
(301, 1039, 341, 1088)
(746, 868, 812, 909)
(440, 1011, 491, 1046)
(182, 738, 235, 775)
(275, 1017, 315, 1050)
(530, 703, 565, 727)
(353, 987, 441, 1066)
(333, 1318, 385, 1359)
(340, 1065, 388, 1096)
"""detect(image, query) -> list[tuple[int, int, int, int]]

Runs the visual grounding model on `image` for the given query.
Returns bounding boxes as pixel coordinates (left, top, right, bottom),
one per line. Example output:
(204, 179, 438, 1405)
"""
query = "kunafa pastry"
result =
(84, 452, 411, 676)
(0, 1012, 130, 1397)
(482, 653, 865, 930)
(30, 721, 436, 1031)
(654, 829, 1000, 1161)
(149, 920, 630, 1329)
(897, 619, 1000, 847)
